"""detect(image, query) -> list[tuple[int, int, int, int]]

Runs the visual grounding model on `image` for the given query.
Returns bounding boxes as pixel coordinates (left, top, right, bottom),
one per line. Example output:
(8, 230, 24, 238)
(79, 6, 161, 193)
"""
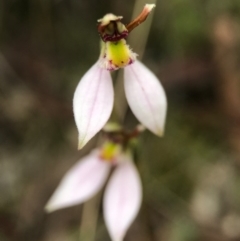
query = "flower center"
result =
(99, 39, 137, 71)
(99, 141, 121, 162)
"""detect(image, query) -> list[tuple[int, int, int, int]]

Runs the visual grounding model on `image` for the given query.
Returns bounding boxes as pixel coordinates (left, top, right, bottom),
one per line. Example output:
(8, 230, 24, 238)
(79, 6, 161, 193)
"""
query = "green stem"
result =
(79, 192, 102, 241)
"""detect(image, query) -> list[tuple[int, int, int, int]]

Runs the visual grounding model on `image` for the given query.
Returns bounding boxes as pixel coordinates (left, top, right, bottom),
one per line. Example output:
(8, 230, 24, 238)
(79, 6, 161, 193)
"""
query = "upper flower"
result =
(73, 4, 167, 149)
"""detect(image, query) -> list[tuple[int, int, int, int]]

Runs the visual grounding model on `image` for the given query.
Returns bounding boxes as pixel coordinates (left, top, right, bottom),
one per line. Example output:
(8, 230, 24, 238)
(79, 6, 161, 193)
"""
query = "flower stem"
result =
(79, 191, 102, 241)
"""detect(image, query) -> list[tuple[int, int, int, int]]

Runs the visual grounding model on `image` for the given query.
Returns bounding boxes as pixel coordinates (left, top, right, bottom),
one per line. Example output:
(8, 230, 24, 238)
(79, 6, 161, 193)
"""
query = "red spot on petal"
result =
(128, 58, 133, 64)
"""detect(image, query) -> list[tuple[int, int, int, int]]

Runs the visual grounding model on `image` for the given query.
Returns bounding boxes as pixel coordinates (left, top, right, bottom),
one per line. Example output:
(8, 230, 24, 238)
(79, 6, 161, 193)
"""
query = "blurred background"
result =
(1, 0, 240, 240)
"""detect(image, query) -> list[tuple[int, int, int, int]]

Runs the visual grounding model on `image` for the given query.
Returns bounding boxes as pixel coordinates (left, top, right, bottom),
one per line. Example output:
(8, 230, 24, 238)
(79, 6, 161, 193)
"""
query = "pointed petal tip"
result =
(44, 202, 70, 213)
(150, 125, 166, 138)
(44, 204, 54, 213)
(44, 199, 61, 213)
(44, 197, 67, 213)
(155, 127, 165, 137)
(77, 139, 85, 150)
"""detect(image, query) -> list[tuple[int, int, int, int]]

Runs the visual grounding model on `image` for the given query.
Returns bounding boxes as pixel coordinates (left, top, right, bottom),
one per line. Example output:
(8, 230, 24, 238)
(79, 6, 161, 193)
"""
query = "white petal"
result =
(103, 156, 142, 241)
(124, 60, 167, 136)
(45, 151, 110, 212)
(73, 62, 114, 149)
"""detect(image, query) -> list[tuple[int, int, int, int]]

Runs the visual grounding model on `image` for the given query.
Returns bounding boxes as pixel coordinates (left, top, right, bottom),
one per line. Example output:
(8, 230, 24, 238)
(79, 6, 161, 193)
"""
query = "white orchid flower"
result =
(73, 6, 167, 149)
(45, 143, 142, 241)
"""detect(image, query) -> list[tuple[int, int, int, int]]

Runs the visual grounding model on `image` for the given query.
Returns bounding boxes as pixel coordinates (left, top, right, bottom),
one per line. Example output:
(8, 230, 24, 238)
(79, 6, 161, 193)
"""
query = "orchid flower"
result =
(45, 142, 142, 241)
(73, 4, 167, 149)
(46, 5, 168, 241)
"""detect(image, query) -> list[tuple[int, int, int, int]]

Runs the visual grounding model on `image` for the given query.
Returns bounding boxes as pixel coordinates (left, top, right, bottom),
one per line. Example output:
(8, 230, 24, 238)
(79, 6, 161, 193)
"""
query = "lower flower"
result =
(45, 146, 142, 241)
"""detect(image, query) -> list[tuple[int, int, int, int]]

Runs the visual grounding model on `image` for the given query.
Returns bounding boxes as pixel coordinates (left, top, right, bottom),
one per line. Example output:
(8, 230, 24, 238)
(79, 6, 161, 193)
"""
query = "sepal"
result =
(45, 150, 110, 212)
(124, 60, 167, 136)
(73, 61, 114, 149)
(104, 155, 142, 241)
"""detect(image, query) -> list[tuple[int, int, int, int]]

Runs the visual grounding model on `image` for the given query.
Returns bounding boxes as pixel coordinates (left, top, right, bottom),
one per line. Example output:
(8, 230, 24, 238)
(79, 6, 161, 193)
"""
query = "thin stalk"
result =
(79, 191, 102, 241)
